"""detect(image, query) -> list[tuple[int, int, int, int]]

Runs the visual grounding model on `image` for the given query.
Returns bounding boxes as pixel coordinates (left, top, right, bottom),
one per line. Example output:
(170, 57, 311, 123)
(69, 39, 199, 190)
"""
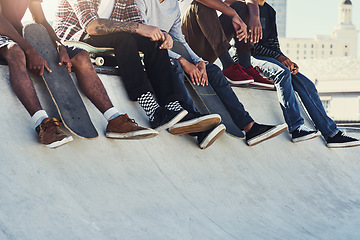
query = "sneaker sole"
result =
(292, 131, 321, 143)
(155, 109, 188, 131)
(327, 140, 360, 148)
(199, 124, 226, 149)
(106, 129, 159, 139)
(226, 78, 254, 85)
(46, 135, 73, 149)
(250, 82, 275, 89)
(168, 114, 221, 135)
(247, 123, 287, 146)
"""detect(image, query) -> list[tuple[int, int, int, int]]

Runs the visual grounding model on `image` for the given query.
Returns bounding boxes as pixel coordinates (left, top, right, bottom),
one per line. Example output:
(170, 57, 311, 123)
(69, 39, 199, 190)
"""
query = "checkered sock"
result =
(137, 92, 160, 121)
(165, 101, 183, 111)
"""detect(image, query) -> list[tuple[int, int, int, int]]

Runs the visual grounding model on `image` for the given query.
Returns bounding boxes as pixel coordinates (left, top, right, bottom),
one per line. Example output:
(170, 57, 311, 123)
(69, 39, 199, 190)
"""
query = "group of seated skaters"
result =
(0, 0, 359, 149)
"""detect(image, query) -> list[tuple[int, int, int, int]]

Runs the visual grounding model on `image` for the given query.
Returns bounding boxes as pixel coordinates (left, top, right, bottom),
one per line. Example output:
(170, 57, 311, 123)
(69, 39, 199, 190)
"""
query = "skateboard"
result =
(23, 23, 98, 139)
(64, 41, 145, 76)
(64, 41, 115, 66)
(172, 41, 245, 139)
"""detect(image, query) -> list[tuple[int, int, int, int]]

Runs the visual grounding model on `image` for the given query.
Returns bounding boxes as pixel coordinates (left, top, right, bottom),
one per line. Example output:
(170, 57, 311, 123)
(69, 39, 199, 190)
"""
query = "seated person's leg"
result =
(291, 73, 338, 138)
(167, 58, 223, 147)
(169, 58, 199, 114)
(82, 32, 187, 130)
(69, 48, 158, 139)
(251, 56, 304, 132)
(292, 73, 360, 147)
(181, 2, 231, 64)
(206, 63, 253, 129)
(0, 39, 71, 148)
(219, 1, 274, 88)
(205, 63, 287, 146)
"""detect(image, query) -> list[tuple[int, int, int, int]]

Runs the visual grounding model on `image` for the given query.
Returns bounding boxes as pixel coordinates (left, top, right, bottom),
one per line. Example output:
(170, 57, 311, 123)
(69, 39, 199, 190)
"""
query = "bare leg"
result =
(243, 121, 254, 132)
(71, 50, 113, 114)
(0, 43, 42, 116)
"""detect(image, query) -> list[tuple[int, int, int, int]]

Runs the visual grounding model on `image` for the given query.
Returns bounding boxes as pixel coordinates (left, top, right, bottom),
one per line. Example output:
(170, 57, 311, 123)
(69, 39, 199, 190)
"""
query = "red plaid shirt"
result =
(54, 0, 143, 41)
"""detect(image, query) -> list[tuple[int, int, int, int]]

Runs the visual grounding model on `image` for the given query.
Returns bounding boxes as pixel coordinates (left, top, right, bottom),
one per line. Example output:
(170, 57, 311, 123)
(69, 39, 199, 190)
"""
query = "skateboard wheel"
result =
(94, 57, 104, 66)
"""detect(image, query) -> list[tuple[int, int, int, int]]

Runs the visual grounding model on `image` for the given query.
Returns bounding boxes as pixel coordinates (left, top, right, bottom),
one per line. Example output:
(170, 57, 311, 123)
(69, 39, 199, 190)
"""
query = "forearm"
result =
(0, 15, 34, 52)
(86, 18, 140, 35)
(29, 1, 62, 49)
(196, 0, 237, 18)
(245, 0, 260, 18)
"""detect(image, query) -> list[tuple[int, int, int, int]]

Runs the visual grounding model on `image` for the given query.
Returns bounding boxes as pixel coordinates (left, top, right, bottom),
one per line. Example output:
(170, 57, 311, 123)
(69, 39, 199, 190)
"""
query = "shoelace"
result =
(124, 114, 138, 126)
(232, 63, 245, 72)
(42, 118, 60, 128)
(254, 66, 263, 74)
(340, 131, 352, 138)
(297, 125, 313, 132)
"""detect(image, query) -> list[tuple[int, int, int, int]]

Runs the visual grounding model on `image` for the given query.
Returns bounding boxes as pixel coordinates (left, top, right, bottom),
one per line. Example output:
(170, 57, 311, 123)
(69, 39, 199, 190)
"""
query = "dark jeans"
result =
(82, 32, 182, 106)
(170, 59, 253, 130)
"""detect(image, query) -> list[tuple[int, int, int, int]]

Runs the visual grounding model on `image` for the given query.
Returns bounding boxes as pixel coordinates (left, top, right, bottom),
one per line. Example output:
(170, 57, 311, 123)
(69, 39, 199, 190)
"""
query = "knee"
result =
(274, 67, 292, 84)
(113, 32, 134, 46)
(281, 67, 292, 80)
(4, 43, 26, 66)
(207, 64, 228, 87)
(71, 50, 92, 69)
(170, 58, 185, 75)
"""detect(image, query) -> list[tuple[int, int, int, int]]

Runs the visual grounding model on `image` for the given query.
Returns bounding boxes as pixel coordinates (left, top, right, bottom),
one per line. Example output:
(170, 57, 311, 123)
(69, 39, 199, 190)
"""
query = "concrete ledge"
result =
(1, 65, 360, 239)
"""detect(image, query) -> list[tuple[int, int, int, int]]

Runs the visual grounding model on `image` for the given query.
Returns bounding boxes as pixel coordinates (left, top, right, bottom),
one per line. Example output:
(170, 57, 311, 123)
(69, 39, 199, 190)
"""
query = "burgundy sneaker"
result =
(245, 66, 275, 90)
(222, 63, 254, 85)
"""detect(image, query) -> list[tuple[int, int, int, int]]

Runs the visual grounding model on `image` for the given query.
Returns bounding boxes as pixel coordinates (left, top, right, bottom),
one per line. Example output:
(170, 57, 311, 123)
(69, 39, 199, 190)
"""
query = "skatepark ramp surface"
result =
(1, 65, 360, 240)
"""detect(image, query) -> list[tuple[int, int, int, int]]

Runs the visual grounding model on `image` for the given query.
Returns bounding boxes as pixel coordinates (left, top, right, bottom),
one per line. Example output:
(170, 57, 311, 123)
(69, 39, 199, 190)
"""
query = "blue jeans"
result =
(170, 59, 253, 130)
(251, 55, 338, 138)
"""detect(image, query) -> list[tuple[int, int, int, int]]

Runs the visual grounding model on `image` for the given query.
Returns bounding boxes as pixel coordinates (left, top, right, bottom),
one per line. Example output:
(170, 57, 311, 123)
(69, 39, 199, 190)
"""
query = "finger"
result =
(248, 28, 254, 43)
(160, 32, 166, 41)
(39, 65, 44, 76)
(237, 32, 247, 43)
(66, 61, 72, 73)
(44, 60, 52, 73)
(190, 74, 196, 85)
(253, 29, 260, 43)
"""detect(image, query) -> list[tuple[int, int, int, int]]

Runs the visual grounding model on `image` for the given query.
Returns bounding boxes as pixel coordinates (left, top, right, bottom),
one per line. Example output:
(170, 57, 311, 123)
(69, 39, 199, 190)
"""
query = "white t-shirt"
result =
(97, 0, 115, 19)
(136, 0, 203, 63)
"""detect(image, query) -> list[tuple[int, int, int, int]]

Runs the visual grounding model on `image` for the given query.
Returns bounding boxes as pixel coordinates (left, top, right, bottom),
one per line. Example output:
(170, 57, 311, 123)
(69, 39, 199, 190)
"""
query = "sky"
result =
(24, 0, 360, 54)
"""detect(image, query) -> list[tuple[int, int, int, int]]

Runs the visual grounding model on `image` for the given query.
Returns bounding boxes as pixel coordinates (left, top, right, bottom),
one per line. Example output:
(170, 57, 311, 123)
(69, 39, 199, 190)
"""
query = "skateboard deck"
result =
(172, 41, 245, 139)
(23, 24, 98, 139)
(64, 41, 116, 67)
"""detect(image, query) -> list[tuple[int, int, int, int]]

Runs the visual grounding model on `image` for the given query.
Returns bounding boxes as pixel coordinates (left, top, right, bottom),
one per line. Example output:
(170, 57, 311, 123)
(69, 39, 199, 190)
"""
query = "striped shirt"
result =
(54, 0, 143, 41)
(252, 2, 284, 59)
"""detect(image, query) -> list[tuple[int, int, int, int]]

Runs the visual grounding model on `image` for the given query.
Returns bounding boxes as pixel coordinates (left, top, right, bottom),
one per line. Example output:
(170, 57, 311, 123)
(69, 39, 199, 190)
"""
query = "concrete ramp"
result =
(1, 65, 360, 240)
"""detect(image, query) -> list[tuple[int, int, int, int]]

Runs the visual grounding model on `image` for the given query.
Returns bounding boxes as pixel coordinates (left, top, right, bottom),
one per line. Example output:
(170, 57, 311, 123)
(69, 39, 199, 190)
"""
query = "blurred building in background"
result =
(279, 0, 358, 60)
(266, 0, 287, 37)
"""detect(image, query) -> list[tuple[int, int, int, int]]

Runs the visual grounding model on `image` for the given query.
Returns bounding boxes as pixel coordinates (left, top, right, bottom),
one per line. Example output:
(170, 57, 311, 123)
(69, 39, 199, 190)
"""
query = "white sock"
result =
(104, 107, 121, 121)
(32, 110, 49, 129)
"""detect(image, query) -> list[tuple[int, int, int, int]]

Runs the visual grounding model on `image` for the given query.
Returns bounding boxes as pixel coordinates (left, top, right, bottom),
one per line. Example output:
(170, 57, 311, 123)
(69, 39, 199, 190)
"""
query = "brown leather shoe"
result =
(36, 118, 73, 148)
(106, 114, 158, 139)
